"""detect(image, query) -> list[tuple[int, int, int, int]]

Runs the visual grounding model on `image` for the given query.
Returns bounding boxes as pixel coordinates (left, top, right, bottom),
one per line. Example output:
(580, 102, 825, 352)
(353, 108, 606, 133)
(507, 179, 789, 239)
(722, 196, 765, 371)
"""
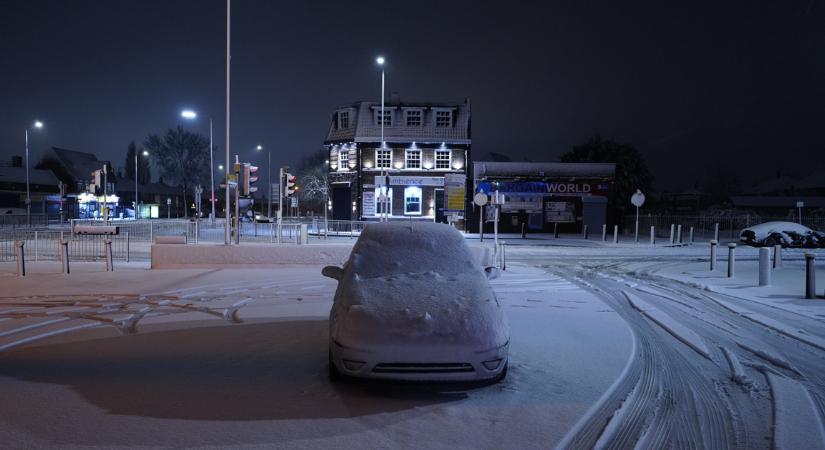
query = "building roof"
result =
(44, 147, 111, 183)
(325, 99, 471, 145)
(0, 166, 60, 186)
(473, 161, 616, 179)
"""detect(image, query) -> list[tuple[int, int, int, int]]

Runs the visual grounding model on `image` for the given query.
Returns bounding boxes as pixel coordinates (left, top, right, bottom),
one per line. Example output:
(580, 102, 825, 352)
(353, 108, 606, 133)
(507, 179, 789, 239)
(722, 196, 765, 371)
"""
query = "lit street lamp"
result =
(181, 109, 216, 224)
(25, 120, 44, 227)
(376, 56, 387, 222)
(135, 150, 149, 219)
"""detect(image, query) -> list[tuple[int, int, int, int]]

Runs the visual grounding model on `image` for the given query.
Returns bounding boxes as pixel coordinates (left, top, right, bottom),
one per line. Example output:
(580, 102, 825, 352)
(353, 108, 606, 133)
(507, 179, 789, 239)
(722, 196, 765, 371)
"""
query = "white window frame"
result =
(404, 109, 423, 127)
(375, 187, 392, 216)
(434, 109, 453, 127)
(374, 109, 392, 126)
(404, 186, 422, 215)
(405, 149, 421, 169)
(337, 111, 349, 129)
(338, 150, 349, 171)
(375, 148, 392, 169)
(435, 150, 451, 170)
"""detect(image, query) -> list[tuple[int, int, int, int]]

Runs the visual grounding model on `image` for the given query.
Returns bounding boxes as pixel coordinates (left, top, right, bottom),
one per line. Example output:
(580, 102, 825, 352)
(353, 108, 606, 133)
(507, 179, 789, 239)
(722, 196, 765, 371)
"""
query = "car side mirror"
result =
(484, 266, 501, 280)
(322, 265, 344, 281)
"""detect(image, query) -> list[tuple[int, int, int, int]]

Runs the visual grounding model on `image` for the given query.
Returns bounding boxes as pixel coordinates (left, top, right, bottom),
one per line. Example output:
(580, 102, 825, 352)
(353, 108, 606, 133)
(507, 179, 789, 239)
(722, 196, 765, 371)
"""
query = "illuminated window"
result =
(435, 110, 452, 127)
(375, 149, 392, 168)
(405, 150, 421, 169)
(404, 186, 422, 215)
(435, 150, 451, 169)
(338, 150, 349, 170)
(405, 109, 422, 126)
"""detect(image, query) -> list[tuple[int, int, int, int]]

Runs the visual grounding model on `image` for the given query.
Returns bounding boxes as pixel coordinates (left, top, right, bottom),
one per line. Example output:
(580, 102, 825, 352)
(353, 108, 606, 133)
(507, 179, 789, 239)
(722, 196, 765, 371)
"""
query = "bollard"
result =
(806, 253, 816, 299)
(554, 222, 559, 239)
(60, 239, 70, 274)
(15, 240, 25, 277)
(126, 232, 130, 263)
(501, 241, 507, 271)
(727, 243, 736, 278)
(104, 239, 113, 271)
(676, 224, 682, 244)
(522, 223, 527, 239)
(758, 247, 771, 286)
(714, 223, 719, 242)
(613, 225, 619, 244)
(602, 224, 607, 241)
(149, 221, 154, 243)
(669, 224, 675, 244)
(689, 226, 694, 244)
(773, 245, 782, 269)
(583, 224, 589, 240)
(710, 240, 718, 271)
(650, 226, 655, 245)
(299, 224, 308, 245)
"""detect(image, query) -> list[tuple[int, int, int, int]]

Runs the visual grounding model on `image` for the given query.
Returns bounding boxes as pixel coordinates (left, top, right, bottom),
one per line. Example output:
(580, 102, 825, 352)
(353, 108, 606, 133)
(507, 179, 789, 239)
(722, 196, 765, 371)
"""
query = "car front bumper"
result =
(330, 339, 509, 381)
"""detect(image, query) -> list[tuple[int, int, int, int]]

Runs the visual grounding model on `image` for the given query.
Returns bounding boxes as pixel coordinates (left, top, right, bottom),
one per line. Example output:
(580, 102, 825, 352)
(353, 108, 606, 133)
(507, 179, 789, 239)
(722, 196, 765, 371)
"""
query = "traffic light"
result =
(285, 173, 297, 196)
(242, 163, 259, 196)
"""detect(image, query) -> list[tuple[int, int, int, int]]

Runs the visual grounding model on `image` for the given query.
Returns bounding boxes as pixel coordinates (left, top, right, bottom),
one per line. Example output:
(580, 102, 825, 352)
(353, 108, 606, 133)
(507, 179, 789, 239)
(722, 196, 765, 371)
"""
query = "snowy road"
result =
(509, 246, 825, 450)
(0, 262, 631, 449)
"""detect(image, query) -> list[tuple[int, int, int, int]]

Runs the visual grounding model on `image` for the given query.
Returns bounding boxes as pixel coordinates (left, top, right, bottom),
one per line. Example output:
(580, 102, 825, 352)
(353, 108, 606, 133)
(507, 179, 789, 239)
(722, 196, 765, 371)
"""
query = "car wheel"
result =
(494, 362, 508, 382)
(328, 349, 342, 381)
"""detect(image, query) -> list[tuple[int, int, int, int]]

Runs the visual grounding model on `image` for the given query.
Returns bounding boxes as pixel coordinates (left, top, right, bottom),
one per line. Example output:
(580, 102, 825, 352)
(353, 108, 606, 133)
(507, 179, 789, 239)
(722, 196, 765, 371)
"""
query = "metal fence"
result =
(622, 214, 825, 241)
(0, 214, 55, 228)
(0, 230, 132, 262)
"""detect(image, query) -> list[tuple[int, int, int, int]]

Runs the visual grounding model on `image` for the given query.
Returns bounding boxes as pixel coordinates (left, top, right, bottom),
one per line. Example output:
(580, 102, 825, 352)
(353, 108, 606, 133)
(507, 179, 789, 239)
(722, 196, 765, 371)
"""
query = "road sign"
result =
(631, 190, 646, 208)
(473, 192, 488, 206)
(797, 201, 805, 208)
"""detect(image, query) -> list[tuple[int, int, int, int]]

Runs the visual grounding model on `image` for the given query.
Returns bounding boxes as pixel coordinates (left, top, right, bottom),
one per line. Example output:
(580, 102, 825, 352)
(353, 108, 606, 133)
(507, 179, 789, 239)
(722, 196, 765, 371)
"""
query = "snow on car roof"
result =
(348, 222, 479, 278)
(745, 221, 812, 235)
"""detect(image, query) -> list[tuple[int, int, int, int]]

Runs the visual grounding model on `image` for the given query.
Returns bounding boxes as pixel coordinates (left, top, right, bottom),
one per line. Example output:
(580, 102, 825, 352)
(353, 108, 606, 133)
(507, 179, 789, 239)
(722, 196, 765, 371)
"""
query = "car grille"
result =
(372, 363, 475, 374)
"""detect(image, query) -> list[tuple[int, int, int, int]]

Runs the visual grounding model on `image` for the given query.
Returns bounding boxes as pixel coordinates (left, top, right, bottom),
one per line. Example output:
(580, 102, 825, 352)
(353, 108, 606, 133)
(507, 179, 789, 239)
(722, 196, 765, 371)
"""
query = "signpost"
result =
(797, 201, 804, 225)
(474, 192, 488, 242)
(631, 189, 646, 243)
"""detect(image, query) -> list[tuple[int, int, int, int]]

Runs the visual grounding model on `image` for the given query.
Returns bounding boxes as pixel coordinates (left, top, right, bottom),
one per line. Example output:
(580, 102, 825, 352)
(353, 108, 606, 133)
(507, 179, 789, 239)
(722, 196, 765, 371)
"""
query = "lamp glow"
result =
(181, 110, 197, 119)
(376, 56, 385, 65)
(33, 121, 43, 129)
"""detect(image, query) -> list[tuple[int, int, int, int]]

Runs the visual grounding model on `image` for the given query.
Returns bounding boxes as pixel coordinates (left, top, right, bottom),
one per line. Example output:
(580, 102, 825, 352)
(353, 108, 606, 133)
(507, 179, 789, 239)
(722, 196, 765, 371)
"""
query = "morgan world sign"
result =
(477, 181, 610, 196)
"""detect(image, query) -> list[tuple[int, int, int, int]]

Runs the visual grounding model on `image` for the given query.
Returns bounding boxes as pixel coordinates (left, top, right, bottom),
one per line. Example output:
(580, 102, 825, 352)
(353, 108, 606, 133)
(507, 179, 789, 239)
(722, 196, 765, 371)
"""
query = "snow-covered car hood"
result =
(332, 269, 508, 351)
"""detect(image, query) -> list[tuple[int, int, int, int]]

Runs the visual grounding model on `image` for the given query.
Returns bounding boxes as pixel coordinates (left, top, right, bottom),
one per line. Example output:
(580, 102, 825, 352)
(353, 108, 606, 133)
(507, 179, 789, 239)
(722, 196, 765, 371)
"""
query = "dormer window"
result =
(374, 109, 392, 126)
(337, 111, 349, 129)
(435, 110, 453, 127)
(405, 109, 423, 127)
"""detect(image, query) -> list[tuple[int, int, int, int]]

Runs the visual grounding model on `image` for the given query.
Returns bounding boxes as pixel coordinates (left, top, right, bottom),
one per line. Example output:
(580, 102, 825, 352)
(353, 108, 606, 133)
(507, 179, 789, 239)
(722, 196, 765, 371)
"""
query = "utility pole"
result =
(224, 0, 232, 245)
(103, 164, 109, 225)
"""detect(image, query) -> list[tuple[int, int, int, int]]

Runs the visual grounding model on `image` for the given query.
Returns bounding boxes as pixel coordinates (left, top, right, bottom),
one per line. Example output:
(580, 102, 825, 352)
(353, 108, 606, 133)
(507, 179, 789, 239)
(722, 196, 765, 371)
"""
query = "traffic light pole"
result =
(277, 167, 283, 243)
(234, 155, 240, 245)
(267, 150, 272, 218)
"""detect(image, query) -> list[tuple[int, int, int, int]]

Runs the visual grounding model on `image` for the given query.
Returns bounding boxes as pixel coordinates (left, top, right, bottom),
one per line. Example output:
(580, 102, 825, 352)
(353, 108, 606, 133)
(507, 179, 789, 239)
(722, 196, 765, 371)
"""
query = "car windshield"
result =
(348, 223, 479, 279)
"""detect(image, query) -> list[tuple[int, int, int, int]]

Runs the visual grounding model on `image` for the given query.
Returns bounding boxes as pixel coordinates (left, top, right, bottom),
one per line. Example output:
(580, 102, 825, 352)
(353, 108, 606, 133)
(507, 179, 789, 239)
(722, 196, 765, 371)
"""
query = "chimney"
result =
(390, 91, 400, 104)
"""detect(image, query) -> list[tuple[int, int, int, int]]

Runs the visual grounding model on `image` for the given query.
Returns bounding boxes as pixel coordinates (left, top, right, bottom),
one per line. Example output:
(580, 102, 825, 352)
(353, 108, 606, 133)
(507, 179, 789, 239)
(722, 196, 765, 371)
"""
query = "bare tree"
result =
(144, 126, 210, 217)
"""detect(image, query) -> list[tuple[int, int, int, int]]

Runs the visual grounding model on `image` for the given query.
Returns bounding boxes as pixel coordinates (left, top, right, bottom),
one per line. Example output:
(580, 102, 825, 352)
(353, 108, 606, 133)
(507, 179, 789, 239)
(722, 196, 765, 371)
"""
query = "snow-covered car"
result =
(322, 222, 509, 382)
(739, 221, 825, 248)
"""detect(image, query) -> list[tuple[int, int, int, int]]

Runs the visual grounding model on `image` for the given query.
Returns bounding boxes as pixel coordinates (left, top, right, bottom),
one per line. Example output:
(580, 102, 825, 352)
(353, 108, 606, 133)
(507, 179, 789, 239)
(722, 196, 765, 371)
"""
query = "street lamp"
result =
(376, 56, 387, 222)
(25, 120, 44, 227)
(255, 145, 272, 218)
(181, 109, 216, 225)
(135, 150, 149, 219)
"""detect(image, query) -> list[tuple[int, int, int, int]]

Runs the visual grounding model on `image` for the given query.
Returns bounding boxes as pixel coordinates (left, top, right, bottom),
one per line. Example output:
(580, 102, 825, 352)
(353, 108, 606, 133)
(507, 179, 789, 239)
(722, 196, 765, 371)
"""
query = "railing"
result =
(622, 214, 825, 241)
(0, 214, 54, 228)
(0, 230, 132, 262)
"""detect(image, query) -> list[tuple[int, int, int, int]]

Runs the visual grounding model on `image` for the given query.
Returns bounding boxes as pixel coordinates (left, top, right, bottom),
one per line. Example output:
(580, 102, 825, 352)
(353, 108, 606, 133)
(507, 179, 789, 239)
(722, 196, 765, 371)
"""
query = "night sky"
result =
(1, 0, 824, 190)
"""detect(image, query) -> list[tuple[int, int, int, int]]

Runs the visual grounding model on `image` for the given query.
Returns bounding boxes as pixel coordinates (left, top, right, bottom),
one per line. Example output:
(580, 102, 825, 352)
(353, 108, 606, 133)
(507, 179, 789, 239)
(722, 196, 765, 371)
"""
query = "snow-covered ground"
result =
(0, 258, 632, 449)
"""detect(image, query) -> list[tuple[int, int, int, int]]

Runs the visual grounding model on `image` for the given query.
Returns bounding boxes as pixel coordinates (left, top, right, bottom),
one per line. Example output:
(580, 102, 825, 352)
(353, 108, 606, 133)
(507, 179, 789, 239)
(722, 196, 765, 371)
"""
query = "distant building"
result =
(471, 161, 615, 233)
(325, 98, 471, 224)
(0, 158, 61, 216)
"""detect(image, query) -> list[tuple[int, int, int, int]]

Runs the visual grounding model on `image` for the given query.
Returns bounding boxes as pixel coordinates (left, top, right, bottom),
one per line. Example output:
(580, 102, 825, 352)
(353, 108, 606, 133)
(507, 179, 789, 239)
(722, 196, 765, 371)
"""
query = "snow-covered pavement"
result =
(0, 260, 631, 449)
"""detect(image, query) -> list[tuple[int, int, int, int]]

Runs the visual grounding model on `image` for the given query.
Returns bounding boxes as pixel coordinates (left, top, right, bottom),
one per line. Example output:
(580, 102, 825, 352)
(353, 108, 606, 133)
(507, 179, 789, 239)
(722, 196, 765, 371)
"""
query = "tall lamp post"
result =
(181, 109, 216, 224)
(25, 120, 44, 227)
(376, 56, 386, 222)
(135, 149, 149, 219)
(255, 145, 271, 218)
